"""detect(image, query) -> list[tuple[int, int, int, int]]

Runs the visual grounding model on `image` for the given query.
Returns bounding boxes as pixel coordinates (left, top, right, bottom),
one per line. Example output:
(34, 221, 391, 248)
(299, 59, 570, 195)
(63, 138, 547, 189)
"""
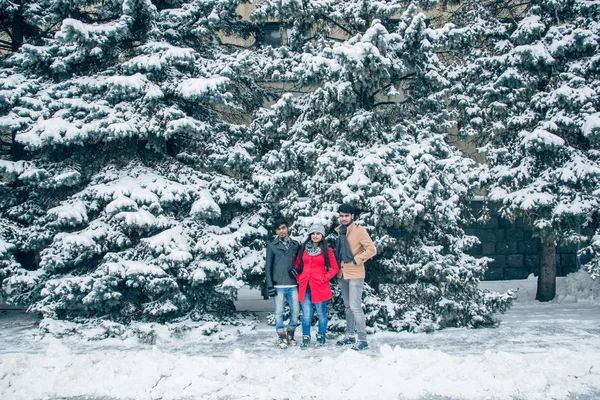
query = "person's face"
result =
(311, 232, 323, 244)
(275, 224, 289, 239)
(338, 212, 354, 226)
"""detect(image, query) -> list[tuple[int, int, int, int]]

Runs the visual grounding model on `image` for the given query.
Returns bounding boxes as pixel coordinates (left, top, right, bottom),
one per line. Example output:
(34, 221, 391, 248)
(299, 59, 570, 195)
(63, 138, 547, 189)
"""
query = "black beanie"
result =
(273, 218, 288, 230)
(338, 203, 356, 214)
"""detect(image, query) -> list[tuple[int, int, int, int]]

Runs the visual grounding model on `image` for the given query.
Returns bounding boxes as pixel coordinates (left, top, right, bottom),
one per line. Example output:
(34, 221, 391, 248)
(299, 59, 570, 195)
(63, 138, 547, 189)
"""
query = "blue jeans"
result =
(273, 287, 299, 333)
(301, 286, 328, 336)
(339, 277, 366, 341)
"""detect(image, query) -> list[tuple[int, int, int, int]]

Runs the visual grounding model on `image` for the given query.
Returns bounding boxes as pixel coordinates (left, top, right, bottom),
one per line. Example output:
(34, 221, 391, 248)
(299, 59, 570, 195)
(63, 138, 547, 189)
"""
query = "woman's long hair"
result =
(296, 236, 331, 273)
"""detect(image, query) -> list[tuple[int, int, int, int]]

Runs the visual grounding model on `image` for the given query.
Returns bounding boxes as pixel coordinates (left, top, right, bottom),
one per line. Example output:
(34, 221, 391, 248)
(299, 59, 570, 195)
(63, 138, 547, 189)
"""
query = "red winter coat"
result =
(294, 247, 339, 303)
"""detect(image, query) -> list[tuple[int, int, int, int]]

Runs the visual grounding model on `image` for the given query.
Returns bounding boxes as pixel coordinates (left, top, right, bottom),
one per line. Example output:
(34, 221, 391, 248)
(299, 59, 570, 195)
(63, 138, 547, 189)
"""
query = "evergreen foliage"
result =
(250, 1, 513, 331)
(0, 0, 517, 329)
(440, 0, 600, 280)
(0, 0, 266, 321)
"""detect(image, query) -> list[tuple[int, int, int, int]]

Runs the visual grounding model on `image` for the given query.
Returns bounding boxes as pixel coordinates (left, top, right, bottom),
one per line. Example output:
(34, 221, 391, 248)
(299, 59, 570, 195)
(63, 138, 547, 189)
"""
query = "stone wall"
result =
(462, 201, 581, 281)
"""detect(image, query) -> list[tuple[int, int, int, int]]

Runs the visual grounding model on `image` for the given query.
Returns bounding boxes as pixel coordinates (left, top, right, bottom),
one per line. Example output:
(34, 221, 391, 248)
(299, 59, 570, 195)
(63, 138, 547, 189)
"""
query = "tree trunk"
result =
(11, 14, 25, 53)
(536, 237, 556, 302)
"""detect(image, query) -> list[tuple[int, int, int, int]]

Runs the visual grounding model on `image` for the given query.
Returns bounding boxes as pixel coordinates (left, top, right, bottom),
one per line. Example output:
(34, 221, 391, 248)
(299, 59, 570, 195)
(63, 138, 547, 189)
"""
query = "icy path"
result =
(0, 275, 599, 400)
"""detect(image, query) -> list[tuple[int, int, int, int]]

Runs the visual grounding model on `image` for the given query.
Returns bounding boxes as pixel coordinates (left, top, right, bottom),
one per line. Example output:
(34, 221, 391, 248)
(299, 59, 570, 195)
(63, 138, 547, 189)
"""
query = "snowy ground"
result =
(1, 272, 599, 400)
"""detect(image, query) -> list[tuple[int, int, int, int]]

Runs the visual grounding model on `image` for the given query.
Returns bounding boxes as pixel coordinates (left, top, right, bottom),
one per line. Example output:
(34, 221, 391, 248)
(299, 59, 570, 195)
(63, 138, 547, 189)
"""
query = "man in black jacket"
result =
(265, 219, 301, 348)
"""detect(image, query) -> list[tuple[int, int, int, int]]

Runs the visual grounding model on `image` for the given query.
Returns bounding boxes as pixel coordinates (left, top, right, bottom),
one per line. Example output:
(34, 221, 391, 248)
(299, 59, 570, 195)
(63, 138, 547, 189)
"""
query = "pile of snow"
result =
(479, 269, 600, 304)
(0, 340, 598, 400)
(555, 269, 600, 303)
(1, 271, 600, 399)
(36, 317, 255, 344)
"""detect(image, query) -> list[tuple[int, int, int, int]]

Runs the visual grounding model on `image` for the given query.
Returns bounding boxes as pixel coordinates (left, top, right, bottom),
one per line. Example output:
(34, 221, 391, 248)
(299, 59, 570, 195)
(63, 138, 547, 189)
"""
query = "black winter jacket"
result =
(265, 237, 300, 288)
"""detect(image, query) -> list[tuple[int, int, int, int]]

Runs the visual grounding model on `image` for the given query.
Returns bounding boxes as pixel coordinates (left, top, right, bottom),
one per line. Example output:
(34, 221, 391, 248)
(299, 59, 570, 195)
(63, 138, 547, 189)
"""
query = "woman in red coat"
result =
(293, 223, 339, 348)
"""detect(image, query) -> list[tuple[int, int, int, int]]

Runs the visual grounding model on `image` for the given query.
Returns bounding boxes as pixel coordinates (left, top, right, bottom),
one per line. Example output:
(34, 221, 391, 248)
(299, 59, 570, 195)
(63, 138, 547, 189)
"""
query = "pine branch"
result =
(485, 0, 530, 23)
(323, 15, 354, 37)
(506, 1, 532, 9)
(430, 0, 468, 24)
(322, 35, 346, 43)
(42, 21, 62, 36)
(398, 72, 417, 81)
(223, 41, 252, 50)
(0, 20, 15, 42)
(372, 84, 394, 97)
(373, 101, 403, 108)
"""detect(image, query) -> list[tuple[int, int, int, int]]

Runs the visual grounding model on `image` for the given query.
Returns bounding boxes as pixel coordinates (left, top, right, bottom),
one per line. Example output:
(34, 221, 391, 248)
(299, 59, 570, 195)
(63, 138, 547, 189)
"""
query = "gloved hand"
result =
(267, 286, 277, 298)
(289, 268, 299, 279)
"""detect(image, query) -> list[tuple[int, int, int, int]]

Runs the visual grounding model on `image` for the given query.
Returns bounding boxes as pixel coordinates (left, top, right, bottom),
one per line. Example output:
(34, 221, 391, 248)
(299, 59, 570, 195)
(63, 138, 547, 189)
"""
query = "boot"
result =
(315, 334, 326, 348)
(277, 332, 288, 349)
(300, 335, 311, 349)
(286, 328, 297, 346)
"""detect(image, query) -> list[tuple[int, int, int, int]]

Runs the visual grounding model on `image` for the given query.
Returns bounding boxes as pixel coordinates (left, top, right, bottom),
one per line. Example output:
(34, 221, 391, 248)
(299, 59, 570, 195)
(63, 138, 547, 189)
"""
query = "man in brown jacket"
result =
(334, 203, 376, 351)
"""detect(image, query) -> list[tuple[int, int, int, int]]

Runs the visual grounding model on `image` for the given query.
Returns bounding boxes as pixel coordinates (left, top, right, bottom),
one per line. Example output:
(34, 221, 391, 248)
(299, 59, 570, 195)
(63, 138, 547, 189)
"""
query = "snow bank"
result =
(480, 269, 600, 304)
(1, 341, 598, 400)
(1, 272, 599, 399)
(36, 317, 246, 343)
(556, 269, 600, 303)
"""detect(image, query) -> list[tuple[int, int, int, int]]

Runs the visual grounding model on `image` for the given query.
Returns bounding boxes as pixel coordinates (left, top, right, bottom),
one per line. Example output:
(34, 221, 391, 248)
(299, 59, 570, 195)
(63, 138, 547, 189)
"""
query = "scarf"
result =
(336, 223, 355, 263)
(305, 242, 322, 256)
(279, 237, 290, 249)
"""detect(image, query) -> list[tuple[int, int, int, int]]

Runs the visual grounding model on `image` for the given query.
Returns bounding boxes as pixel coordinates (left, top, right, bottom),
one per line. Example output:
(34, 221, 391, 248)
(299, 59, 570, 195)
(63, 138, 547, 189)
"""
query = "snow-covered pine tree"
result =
(0, 0, 122, 158)
(0, 0, 268, 321)
(443, 0, 600, 299)
(249, 1, 513, 332)
(0, 0, 111, 54)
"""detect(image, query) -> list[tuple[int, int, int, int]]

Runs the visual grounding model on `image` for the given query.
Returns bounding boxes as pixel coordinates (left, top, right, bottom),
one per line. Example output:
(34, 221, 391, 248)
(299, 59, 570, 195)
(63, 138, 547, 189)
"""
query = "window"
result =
(257, 23, 282, 47)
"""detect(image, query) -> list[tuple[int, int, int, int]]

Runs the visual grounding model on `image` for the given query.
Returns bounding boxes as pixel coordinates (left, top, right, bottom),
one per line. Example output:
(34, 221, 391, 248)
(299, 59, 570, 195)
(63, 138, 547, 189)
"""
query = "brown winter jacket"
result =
(335, 223, 377, 279)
